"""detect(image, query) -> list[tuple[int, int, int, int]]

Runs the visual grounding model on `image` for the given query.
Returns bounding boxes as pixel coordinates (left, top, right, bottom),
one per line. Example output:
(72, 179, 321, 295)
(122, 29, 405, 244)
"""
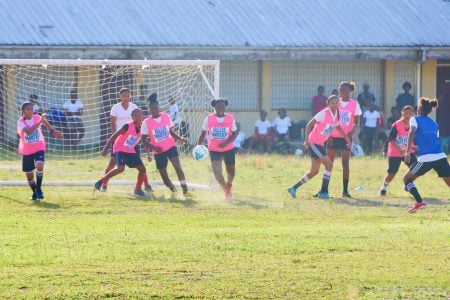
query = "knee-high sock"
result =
(405, 180, 423, 203)
(36, 170, 44, 190)
(320, 170, 331, 193)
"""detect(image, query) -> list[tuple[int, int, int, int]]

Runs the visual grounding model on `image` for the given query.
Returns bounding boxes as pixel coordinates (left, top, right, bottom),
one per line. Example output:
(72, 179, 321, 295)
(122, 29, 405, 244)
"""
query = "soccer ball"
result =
(192, 145, 209, 161)
(294, 149, 304, 157)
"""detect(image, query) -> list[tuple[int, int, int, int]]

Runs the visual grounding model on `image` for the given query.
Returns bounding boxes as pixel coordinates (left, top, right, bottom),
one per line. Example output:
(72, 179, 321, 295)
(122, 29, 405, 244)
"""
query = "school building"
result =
(0, 0, 450, 142)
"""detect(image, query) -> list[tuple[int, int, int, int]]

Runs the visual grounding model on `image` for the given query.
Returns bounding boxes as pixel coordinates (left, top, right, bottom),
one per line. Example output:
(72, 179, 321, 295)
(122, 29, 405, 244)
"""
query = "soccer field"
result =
(0, 155, 449, 299)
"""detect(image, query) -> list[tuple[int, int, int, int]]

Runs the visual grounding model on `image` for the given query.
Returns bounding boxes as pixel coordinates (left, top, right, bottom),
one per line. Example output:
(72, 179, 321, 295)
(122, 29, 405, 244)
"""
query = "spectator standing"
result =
(396, 82, 415, 110)
(311, 85, 328, 116)
(361, 102, 381, 155)
(357, 82, 376, 108)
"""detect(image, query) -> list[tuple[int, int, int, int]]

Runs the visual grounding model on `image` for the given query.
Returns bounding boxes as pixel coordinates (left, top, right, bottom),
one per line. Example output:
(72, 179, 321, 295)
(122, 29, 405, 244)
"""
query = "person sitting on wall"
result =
(250, 110, 272, 153)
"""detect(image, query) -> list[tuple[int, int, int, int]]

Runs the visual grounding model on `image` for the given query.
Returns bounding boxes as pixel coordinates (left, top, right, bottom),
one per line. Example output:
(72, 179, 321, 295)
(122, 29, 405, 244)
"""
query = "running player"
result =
(101, 87, 152, 192)
(197, 99, 238, 200)
(288, 95, 350, 199)
(142, 93, 191, 196)
(94, 109, 147, 196)
(380, 106, 416, 196)
(325, 81, 362, 198)
(403, 97, 450, 213)
(17, 101, 63, 201)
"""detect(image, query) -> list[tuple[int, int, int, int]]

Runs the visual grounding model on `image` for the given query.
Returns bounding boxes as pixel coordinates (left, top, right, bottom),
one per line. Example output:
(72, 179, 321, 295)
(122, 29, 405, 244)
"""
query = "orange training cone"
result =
(256, 158, 263, 169)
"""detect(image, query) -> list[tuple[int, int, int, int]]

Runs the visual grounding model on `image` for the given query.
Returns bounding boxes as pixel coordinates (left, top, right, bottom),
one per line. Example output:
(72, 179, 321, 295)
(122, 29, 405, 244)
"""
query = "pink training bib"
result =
(17, 114, 46, 155)
(331, 99, 358, 138)
(308, 108, 339, 146)
(143, 112, 176, 154)
(207, 113, 235, 152)
(113, 122, 142, 154)
(387, 119, 414, 157)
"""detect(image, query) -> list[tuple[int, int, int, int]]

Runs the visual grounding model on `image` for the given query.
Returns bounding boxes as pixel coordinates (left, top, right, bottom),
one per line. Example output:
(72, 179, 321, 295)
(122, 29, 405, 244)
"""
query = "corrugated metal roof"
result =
(0, 0, 450, 48)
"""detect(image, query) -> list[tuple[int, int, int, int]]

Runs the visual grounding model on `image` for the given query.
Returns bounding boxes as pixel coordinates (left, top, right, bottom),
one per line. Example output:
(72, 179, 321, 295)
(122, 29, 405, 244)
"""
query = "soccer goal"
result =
(0, 59, 219, 189)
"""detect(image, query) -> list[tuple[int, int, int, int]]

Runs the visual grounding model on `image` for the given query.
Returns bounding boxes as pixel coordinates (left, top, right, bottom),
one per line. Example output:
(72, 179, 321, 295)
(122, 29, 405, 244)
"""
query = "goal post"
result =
(0, 59, 220, 160)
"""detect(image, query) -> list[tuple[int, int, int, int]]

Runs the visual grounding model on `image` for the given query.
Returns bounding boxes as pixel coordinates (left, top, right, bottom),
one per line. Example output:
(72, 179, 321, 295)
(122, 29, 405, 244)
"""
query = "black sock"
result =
(320, 171, 331, 193)
(36, 171, 43, 190)
(293, 175, 309, 189)
(343, 179, 349, 192)
(28, 180, 36, 192)
(405, 180, 423, 202)
(181, 183, 188, 193)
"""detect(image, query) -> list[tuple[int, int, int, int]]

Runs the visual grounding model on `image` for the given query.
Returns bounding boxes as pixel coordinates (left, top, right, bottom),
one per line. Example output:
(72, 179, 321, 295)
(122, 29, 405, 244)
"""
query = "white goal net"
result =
(0, 59, 219, 160)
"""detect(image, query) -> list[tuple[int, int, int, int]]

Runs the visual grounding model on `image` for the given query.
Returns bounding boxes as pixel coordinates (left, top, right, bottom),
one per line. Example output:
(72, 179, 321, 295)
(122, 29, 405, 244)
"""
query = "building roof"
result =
(1, 0, 450, 48)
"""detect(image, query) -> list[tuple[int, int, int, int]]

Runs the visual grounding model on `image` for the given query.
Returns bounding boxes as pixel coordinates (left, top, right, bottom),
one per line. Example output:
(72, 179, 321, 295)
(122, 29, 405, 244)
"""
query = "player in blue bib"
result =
(403, 97, 450, 213)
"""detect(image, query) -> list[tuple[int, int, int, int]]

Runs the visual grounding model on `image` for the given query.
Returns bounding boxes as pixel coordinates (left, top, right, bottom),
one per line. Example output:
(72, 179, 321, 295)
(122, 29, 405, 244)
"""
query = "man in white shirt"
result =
(250, 110, 273, 152)
(360, 102, 381, 155)
(233, 122, 246, 153)
(63, 90, 85, 146)
(272, 108, 292, 142)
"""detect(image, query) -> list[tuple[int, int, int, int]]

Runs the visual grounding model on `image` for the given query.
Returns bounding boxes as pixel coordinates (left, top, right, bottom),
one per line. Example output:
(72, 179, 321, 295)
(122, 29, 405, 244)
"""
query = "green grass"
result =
(0, 155, 449, 299)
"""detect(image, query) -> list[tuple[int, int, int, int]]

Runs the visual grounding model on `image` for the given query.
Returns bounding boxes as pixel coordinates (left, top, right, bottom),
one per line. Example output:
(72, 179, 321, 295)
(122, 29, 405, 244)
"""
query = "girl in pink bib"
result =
(94, 109, 148, 197)
(326, 81, 362, 198)
(288, 96, 349, 199)
(17, 101, 63, 201)
(198, 99, 238, 200)
(142, 94, 191, 196)
(380, 106, 416, 196)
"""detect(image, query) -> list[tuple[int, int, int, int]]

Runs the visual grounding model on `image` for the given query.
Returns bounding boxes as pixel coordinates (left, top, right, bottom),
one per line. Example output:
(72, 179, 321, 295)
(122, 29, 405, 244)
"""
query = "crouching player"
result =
(380, 105, 416, 196)
(17, 101, 63, 201)
(142, 93, 191, 196)
(94, 109, 147, 196)
(287, 95, 350, 199)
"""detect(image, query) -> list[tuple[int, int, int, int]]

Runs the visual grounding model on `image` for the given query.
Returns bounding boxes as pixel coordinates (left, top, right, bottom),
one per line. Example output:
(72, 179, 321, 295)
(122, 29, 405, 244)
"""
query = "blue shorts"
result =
(114, 152, 143, 168)
(22, 150, 45, 172)
(154, 146, 179, 170)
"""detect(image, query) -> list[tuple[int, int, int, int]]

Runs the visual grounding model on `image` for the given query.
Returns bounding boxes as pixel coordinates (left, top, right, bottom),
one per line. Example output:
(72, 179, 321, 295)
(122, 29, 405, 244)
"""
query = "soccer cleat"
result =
(100, 185, 107, 192)
(183, 191, 195, 198)
(380, 189, 387, 196)
(134, 189, 146, 197)
(30, 192, 39, 201)
(407, 202, 427, 213)
(317, 192, 330, 200)
(36, 189, 44, 200)
(287, 186, 297, 199)
(144, 185, 154, 193)
(342, 191, 352, 198)
(94, 180, 102, 192)
(224, 186, 232, 200)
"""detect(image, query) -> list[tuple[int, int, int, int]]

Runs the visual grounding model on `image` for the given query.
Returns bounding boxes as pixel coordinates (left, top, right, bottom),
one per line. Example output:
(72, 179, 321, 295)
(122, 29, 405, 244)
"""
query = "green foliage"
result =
(0, 156, 448, 299)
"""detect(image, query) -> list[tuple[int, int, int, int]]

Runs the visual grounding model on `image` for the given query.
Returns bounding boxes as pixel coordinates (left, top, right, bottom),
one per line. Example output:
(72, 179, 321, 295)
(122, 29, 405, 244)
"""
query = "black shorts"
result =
(409, 158, 450, 177)
(22, 150, 45, 172)
(114, 152, 143, 168)
(308, 143, 326, 160)
(387, 154, 417, 174)
(154, 146, 179, 170)
(210, 149, 236, 165)
(327, 137, 350, 151)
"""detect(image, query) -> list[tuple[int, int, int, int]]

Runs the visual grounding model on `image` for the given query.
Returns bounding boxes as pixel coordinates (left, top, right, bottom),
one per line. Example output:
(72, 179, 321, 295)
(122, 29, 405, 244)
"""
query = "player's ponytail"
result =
(211, 98, 229, 107)
(418, 97, 438, 116)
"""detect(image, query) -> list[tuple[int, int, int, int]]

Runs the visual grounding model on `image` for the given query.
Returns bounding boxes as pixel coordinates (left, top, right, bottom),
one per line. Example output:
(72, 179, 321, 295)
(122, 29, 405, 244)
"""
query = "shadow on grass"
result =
(230, 197, 269, 209)
(131, 194, 197, 207)
(0, 192, 60, 209)
(32, 201, 61, 209)
(332, 197, 450, 208)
